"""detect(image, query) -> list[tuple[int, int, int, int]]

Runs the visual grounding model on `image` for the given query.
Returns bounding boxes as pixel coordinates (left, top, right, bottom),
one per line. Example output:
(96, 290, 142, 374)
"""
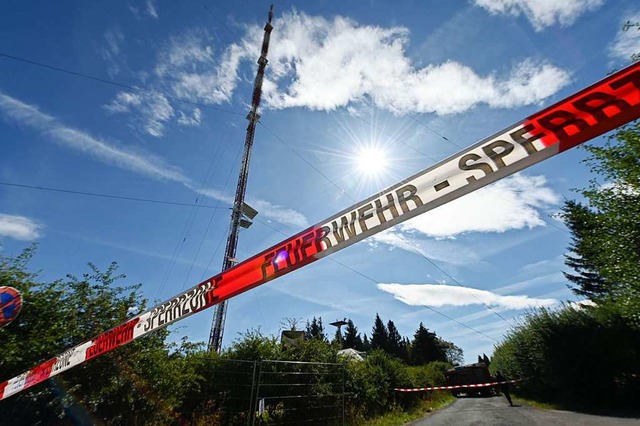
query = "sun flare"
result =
(355, 146, 389, 177)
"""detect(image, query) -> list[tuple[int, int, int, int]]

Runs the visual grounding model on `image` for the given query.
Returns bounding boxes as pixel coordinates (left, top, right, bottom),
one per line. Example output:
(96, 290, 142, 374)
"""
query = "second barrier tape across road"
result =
(394, 379, 521, 392)
(1, 61, 640, 401)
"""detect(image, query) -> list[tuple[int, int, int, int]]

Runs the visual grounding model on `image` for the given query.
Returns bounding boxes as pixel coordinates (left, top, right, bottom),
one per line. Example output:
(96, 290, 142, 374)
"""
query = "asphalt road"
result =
(410, 396, 640, 426)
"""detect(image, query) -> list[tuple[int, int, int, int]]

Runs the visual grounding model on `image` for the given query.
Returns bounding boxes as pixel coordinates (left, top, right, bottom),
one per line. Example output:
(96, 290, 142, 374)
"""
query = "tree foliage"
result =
(386, 320, 402, 358)
(493, 123, 640, 410)
(343, 319, 364, 350)
(491, 305, 640, 409)
(411, 322, 446, 365)
(0, 248, 463, 423)
(304, 316, 326, 341)
(560, 122, 640, 321)
(0, 247, 200, 425)
(370, 313, 388, 351)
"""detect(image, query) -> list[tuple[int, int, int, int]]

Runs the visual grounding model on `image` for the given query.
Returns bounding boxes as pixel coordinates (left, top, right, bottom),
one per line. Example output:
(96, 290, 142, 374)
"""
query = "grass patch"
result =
(511, 394, 561, 410)
(360, 394, 456, 426)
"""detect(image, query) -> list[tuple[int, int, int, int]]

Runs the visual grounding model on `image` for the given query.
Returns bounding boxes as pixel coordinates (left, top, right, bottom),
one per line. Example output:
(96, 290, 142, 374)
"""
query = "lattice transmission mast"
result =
(208, 5, 275, 352)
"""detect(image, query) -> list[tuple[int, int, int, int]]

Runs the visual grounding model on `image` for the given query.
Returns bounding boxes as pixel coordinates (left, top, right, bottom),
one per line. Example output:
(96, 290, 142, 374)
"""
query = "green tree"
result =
(305, 317, 327, 341)
(482, 353, 490, 366)
(0, 248, 192, 425)
(332, 326, 343, 347)
(370, 314, 388, 351)
(562, 200, 610, 299)
(386, 320, 402, 358)
(343, 319, 363, 350)
(491, 305, 640, 408)
(362, 334, 371, 351)
(560, 122, 640, 320)
(411, 323, 446, 365)
(399, 337, 412, 363)
(224, 328, 281, 360)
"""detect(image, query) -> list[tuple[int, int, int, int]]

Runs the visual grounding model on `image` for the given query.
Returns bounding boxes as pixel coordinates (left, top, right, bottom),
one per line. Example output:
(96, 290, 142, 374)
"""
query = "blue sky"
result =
(1, 0, 639, 363)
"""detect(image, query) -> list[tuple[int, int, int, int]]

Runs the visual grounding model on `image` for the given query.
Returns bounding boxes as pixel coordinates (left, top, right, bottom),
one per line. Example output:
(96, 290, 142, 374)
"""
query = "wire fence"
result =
(253, 360, 346, 425)
(181, 359, 346, 426)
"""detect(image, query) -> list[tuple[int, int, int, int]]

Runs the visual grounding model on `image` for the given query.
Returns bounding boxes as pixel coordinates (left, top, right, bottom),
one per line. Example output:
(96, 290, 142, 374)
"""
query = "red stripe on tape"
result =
(527, 65, 640, 152)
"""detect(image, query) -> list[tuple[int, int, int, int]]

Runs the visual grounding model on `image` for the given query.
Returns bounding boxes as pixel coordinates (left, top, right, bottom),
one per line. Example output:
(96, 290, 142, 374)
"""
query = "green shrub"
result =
(492, 304, 640, 409)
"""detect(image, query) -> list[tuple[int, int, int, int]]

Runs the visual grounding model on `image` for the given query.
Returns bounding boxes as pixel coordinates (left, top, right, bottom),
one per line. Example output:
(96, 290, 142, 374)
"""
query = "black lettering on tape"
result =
(573, 92, 631, 122)
(434, 180, 450, 192)
(261, 252, 275, 279)
(459, 153, 494, 184)
(538, 110, 590, 140)
(301, 230, 315, 257)
(374, 193, 400, 223)
(317, 226, 332, 251)
(357, 203, 374, 232)
(331, 212, 357, 243)
(610, 70, 640, 92)
(482, 140, 514, 169)
(395, 184, 423, 214)
(509, 124, 544, 155)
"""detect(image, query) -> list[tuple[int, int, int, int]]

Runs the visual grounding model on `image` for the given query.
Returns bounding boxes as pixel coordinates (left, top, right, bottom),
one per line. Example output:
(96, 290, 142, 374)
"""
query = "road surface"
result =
(411, 396, 640, 426)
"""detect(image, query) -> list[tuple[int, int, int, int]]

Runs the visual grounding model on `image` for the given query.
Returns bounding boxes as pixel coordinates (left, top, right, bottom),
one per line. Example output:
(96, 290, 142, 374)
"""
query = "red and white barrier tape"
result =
(1, 61, 639, 401)
(394, 379, 520, 392)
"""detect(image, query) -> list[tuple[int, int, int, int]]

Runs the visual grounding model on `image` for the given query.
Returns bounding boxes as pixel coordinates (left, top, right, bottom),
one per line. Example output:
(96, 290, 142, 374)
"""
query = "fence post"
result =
(251, 360, 263, 426)
(247, 360, 257, 426)
(342, 364, 346, 426)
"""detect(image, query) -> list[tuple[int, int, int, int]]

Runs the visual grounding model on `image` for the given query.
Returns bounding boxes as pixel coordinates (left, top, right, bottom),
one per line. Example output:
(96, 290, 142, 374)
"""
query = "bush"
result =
(491, 304, 640, 409)
(344, 350, 451, 420)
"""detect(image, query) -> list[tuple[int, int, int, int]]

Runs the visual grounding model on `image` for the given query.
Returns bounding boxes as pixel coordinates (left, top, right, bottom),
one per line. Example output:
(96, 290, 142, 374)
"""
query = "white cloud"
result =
(106, 10, 571, 134)
(249, 199, 309, 228)
(155, 31, 215, 77)
(105, 91, 174, 137)
(129, 0, 158, 19)
(193, 187, 309, 228)
(472, 0, 605, 31)
(370, 231, 483, 266)
(260, 11, 570, 113)
(105, 29, 246, 135)
(378, 282, 558, 310)
(155, 30, 250, 105)
(0, 92, 188, 182)
(0, 92, 308, 228)
(103, 92, 142, 113)
(0, 214, 42, 240)
(402, 174, 560, 238)
(609, 13, 640, 62)
(145, 0, 158, 19)
(101, 28, 125, 77)
(177, 108, 202, 127)
(568, 299, 597, 309)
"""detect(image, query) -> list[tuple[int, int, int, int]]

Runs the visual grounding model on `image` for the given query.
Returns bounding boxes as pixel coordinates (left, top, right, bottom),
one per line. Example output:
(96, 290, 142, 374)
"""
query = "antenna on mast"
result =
(208, 5, 275, 352)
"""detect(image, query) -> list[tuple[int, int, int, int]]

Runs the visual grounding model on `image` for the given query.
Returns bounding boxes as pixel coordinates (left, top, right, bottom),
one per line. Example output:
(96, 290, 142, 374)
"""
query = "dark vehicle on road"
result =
(444, 363, 495, 397)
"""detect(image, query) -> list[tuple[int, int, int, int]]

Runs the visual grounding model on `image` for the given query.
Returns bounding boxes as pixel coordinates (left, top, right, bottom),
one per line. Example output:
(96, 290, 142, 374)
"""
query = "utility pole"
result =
(208, 5, 274, 352)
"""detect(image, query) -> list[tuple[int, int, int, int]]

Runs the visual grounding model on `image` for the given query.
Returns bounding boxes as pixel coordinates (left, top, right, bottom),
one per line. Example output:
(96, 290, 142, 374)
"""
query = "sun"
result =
(355, 146, 389, 177)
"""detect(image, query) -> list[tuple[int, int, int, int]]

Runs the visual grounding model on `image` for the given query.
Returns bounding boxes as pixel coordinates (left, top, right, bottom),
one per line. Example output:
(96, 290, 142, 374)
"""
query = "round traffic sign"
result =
(0, 286, 23, 328)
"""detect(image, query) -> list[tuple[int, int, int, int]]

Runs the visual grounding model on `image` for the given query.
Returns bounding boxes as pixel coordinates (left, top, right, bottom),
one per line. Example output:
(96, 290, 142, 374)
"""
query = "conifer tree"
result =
(343, 319, 360, 349)
(387, 320, 402, 357)
(370, 313, 389, 351)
